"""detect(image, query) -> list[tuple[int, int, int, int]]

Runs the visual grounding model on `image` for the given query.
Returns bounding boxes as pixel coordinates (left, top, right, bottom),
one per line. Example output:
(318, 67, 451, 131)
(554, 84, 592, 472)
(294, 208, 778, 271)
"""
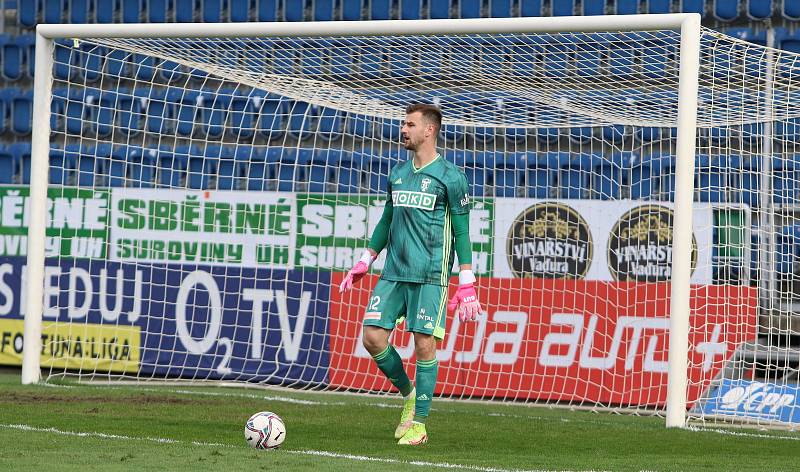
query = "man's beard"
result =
(403, 137, 417, 150)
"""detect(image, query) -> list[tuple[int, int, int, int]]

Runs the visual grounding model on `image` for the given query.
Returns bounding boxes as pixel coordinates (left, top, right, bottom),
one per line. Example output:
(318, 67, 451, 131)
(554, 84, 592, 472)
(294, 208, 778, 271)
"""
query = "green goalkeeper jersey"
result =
(380, 154, 471, 286)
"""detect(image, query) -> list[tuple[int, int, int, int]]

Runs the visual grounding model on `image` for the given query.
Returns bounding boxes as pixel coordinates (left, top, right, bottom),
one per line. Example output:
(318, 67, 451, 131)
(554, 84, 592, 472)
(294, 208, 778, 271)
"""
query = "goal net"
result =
(11, 17, 800, 428)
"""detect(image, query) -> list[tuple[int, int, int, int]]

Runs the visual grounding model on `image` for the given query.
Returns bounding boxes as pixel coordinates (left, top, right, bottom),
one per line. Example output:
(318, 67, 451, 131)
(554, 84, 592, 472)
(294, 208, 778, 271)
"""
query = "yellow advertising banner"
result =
(0, 319, 140, 374)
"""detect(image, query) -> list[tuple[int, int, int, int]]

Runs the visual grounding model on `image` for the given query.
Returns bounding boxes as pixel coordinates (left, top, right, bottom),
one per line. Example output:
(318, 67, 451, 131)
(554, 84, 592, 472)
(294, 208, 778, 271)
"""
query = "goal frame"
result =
(22, 14, 702, 429)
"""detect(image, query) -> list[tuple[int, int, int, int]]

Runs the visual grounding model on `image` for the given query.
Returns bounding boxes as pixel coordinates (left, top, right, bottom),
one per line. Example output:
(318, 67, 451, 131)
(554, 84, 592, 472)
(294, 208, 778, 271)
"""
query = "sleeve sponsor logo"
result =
(391, 190, 437, 211)
(607, 205, 697, 282)
(506, 202, 592, 279)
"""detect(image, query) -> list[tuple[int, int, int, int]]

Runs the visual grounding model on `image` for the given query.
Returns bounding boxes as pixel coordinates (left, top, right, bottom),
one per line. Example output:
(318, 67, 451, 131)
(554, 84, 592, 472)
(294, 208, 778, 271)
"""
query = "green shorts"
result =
(363, 279, 448, 340)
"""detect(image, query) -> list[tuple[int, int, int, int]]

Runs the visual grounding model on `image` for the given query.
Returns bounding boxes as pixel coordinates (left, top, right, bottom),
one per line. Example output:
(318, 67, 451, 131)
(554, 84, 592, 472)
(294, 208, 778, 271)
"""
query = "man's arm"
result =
(339, 191, 393, 293)
(446, 174, 483, 321)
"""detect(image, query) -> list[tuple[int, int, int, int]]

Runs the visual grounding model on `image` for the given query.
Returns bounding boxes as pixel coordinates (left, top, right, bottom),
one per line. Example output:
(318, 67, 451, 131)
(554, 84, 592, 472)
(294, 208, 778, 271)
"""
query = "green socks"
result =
(414, 358, 438, 423)
(372, 345, 413, 397)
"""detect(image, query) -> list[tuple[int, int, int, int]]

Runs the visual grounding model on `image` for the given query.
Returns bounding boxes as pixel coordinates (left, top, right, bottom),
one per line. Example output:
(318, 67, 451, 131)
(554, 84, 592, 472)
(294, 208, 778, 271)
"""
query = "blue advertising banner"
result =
(700, 379, 800, 424)
(0, 257, 330, 384)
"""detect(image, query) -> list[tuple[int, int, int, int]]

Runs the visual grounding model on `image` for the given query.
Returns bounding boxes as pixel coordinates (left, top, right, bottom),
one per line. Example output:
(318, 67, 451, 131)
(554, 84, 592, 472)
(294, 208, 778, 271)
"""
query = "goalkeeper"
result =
(339, 103, 482, 446)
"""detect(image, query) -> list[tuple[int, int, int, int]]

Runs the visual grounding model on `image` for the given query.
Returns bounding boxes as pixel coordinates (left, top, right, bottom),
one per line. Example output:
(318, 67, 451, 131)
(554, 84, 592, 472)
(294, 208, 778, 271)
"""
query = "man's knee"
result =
(413, 332, 437, 360)
(362, 326, 390, 356)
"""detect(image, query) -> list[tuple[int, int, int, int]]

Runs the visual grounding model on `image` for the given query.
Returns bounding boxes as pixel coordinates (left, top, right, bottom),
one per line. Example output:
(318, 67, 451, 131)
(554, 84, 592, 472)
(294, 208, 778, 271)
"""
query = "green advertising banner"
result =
(110, 189, 295, 267)
(0, 186, 109, 258)
(296, 194, 494, 276)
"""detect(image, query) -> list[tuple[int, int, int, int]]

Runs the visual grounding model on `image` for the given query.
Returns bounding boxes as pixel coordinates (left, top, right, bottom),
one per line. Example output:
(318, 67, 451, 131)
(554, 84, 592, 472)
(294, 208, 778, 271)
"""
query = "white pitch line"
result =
(0, 423, 574, 472)
(686, 425, 800, 441)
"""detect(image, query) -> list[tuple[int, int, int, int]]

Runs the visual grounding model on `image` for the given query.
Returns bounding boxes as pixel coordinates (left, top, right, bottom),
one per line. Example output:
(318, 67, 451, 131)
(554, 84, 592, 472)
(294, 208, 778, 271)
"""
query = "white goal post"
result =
(18, 13, 743, 430)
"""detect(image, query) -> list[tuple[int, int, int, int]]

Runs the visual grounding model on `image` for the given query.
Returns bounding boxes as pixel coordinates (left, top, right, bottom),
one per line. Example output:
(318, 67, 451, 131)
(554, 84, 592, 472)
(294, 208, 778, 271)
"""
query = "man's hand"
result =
(339, 250, 376, 293)
(447, 270, 482, 322)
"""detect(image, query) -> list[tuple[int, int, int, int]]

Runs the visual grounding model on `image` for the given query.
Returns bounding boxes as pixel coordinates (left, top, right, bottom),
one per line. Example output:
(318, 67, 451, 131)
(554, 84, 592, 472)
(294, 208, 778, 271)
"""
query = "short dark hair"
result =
(405, 103, 442, 133)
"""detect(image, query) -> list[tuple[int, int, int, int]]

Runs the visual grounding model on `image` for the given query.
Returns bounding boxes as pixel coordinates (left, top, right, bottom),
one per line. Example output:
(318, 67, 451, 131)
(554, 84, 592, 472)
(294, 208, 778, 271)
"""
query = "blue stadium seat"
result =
(121, 0, 142, 22)
(630, 153, 673, 201)
(201, 0, 224, 22)
(17, 35, 35, 79)
(308, 149, 340, 193)
(574, 38, 602, 78)
(773, 155, 800, 206)
(244, 147, 272, 191)
(1, 34, 24, 81)
(777, 117, 800, 143)
(785, 0, 800, 20)
(284, 0, 305, 21)
(72, 144, 98, 187)
(489, 0, 511, 17)
(614, 0, 638, 14)
(117, 88, 145, 136)
(695, 154, 729, 203)
(607, 34, 636, 77)
(680, 0, 705, 14)
(257, 0, 278, 20)
(11, 89, 33, 135)
(317, 106, 345, 141)
(777, 225, 800, 275)
(40, 0, 65, 25)
(146, 0, 170, 22)
(494, 153, 524, 198)
(581, 0, 604, 14)
(89, 143, 119, 187)
(95, 0, 116, 23)
(464, 151, 494, 197)
(18, 1, 38, 27)
(368, 152, 394, 193)
(471, 96, 499, 146)
(713, 0, 741, 21)
(49, 147, 74, 186)
(160, 146, 190, 188)
(346, 113, 375, 139)
(128, 146, 159, 188)
(460, 0, 481, 18)
(105, 48, 132, 77)
(171, 89, 200, 137)
(0, 146, 13, 184)
(337, 151, 363, 193)
(53, 39, 77, 81)
(272, 148, 310, 192)
(429, 0, 451, 18)
(197, 91, 230, 139)
(313, 0, 335, 20)
(341, 0, 362, 20)
(552, 0, 574, 16)
(288, 101, 316, 141)
(85, 89, 116, 138)
(592, 152, 631, 200)
(569, 124, 594, 145)
(558, 153, 594, 199)
(645, 0, 671, 13)
(542, 40, 571, 78)
(9, 143, 32, 184)
(520, 0, 541, 16)
(0, 90, 7, 135)
(76, 42, 105, 83)
(523, 152, 557, 198)
(227, 93, 255, 139)
(175, 0, 196, 21)
(186, 145, 219, 190)
(213, 146, 244, 190)
(534, 105, 562, 144)
(256, 93, 286, 141)
(139, 88, 169, 134)
(602, 124, 629, 145)
(379, 116, 402, 143)
(52, 87, 86, 135)
(371, 0, 391, 19)
(746, 0, 773, 19)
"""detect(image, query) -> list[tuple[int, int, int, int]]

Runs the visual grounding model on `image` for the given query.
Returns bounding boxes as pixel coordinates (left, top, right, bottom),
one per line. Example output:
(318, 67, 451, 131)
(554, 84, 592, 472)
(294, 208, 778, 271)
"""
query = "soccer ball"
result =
(244, 411, 286, 450)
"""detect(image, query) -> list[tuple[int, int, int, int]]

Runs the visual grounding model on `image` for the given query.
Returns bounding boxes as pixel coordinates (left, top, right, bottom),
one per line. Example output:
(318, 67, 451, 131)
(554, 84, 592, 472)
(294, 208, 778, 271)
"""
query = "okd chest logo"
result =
(607, 205, 697, 282)
(507, 203, 592, 279)
(392, 190, 436, 211)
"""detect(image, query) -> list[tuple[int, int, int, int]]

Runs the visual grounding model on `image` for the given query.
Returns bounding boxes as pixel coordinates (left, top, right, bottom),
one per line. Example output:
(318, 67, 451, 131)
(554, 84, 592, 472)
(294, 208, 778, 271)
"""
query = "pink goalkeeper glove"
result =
(447, 270, 483, 322)
(339, 250, 376, 293)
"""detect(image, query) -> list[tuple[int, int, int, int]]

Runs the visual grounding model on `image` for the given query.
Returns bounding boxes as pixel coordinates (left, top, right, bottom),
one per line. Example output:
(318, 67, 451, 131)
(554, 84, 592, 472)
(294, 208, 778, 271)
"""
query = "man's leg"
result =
(398, 283, 446, 445)
(362, 326, 413, 399)
(361, 280, 415, 438)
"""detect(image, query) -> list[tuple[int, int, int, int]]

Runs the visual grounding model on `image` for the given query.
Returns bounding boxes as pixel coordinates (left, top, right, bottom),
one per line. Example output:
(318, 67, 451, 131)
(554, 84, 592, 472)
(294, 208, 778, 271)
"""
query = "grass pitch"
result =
(0, 371, 798, 471)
